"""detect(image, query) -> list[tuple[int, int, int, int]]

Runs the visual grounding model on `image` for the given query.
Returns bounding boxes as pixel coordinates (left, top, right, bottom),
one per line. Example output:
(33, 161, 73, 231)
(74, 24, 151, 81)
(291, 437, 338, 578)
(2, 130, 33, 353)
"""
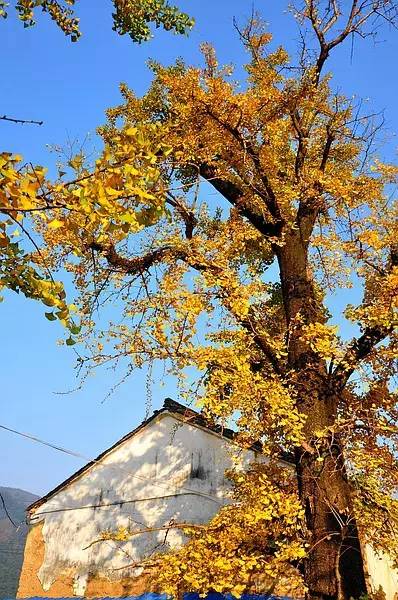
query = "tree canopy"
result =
(1, 2, 398, 599)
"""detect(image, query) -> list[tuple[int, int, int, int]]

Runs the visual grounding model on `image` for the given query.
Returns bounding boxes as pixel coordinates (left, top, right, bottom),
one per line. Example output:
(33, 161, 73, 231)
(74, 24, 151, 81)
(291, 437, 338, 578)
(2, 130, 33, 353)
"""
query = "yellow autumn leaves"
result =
(1, 8, 398, 595)
(156, 465, 305, 598)
(0, 124, 171, 336)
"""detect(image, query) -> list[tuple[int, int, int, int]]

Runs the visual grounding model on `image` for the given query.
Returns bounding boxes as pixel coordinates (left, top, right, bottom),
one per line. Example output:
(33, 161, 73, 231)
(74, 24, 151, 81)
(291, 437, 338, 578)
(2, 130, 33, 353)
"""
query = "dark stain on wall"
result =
(190, 451, 209, 480)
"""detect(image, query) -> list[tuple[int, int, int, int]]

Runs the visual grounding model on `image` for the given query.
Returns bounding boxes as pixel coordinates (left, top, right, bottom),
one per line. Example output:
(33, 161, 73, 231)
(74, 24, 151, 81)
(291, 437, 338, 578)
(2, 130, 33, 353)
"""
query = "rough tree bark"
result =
(295, 394, 367, 600)
(277, 232, 367, 600)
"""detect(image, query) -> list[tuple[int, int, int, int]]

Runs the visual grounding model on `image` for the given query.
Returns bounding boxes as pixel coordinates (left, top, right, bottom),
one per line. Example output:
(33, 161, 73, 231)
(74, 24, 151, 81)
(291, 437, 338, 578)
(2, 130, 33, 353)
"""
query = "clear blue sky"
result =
(1, 1, 397, 497)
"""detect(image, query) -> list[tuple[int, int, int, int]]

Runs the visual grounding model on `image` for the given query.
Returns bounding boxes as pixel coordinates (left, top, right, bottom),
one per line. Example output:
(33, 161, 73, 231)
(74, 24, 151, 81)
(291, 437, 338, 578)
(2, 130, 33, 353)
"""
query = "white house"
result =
(17, 398, 398, 599)
(18, 399, 264, 597)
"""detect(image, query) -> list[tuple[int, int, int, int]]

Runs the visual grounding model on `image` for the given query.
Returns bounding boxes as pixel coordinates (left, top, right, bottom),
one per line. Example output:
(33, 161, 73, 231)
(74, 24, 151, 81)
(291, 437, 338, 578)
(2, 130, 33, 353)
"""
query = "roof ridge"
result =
(162, 398, 258, 449)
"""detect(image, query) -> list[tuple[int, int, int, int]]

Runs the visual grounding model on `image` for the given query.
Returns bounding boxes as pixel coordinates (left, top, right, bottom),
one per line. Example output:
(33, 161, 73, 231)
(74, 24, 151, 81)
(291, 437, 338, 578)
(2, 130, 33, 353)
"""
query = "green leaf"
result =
(45, 312, 57, 321)
(66, 337, 77, 346)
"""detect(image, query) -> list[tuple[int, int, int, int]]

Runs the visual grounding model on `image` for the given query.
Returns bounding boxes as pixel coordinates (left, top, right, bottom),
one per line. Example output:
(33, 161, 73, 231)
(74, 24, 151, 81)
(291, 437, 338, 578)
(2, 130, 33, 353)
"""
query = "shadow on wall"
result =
(27, 414, 238, 594)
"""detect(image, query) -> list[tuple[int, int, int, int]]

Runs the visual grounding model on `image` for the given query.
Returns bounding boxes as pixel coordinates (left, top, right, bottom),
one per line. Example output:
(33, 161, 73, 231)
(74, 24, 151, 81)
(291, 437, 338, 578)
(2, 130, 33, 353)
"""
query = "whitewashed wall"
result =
(30, 412, 259, 595)
(365, 545, 398, 600)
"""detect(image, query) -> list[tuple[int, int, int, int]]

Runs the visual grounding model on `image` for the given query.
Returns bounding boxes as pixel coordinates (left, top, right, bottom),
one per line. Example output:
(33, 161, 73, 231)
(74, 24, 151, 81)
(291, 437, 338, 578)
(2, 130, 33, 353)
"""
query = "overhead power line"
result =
(32, 491, 215, 521)
(0, 423, 89, 459)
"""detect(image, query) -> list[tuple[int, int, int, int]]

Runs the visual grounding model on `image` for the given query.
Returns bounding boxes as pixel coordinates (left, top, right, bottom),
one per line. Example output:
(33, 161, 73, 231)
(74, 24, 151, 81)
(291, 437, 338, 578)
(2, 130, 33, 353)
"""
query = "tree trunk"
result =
(296, 434, 367, 600)
(276, 234, 367, 600)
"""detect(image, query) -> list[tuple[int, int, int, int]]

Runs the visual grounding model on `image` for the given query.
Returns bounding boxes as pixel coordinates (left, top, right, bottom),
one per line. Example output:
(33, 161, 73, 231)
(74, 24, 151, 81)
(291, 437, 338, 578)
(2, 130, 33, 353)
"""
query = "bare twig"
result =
(1, 115, 43, 126)
(82, 522, 207, 551)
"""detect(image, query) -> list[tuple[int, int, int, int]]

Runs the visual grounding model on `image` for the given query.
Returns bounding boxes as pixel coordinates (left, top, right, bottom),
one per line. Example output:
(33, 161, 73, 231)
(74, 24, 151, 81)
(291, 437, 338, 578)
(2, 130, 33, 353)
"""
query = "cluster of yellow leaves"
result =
(350, 449, 398, 565)
(108, 43, 377, 235)
(0, 151, 45, 212)
(155, 464, 305, 598)
(38, 123, 170, 254)
(0, 124, 170, 338)
(329, 381, 398, 562)
(300, 321, 340, 361)
(0, 153, 79, 338)
(192, 339, 304, 448)
(345, 266, 398, 331)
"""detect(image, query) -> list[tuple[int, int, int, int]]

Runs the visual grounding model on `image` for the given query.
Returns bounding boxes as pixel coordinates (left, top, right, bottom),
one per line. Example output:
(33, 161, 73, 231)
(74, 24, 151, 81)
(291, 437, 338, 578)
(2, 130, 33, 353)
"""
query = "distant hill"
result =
(0, 486, 39, 598)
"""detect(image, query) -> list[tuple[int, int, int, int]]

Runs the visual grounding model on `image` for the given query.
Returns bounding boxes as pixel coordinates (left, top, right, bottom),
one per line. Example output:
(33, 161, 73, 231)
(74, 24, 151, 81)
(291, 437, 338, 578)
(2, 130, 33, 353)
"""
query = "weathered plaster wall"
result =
(17, 521, 152, 598)
(17, 522, 75, 597)
(364, 545, 398, 600)
(18, 411, 259, 597)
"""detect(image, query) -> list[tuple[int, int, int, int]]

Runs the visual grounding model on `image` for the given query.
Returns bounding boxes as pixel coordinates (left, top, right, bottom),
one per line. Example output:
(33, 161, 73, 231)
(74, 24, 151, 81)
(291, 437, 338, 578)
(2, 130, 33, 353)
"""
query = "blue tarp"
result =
(3, 595, 291, 600)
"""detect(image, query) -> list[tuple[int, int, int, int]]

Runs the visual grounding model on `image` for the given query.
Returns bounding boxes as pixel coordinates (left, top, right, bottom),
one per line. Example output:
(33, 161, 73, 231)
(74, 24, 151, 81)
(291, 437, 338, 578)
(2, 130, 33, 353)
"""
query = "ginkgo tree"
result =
(2, 1, 398, 599)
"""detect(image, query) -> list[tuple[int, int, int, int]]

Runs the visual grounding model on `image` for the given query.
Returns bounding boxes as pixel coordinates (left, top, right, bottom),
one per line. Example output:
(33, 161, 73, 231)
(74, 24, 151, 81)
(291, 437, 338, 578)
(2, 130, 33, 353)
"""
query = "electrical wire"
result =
(0, 423, 90, 459)
(31, 491, 223, 520)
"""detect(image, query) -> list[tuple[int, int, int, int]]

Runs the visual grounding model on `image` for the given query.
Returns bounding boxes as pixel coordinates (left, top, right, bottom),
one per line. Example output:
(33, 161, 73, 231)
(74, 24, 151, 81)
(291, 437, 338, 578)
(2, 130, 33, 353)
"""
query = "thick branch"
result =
(203, 108, 283, 222)
(291, 109, 309, 179)
(166, 192, 197, 239)
(90, 241, 283, 374)
(89, 242, 179, 274)
(199, 164, 284, 238)
(295, 127, 334, 242)
(332, 324, 391, 391)
(238, 309, 284, 375)
(320, 128, 335, 172)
